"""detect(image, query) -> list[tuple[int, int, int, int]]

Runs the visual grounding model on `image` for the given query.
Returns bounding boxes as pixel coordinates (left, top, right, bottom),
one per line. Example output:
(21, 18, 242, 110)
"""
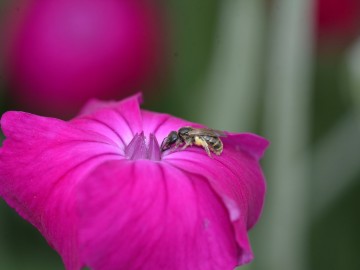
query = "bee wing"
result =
(187, 128, 227, 137)
(211, 129, 227, 137)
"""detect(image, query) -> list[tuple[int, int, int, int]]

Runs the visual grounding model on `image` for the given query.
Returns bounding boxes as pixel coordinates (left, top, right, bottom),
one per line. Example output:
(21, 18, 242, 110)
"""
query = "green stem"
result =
(197, 0, 264, 131)
(254, 0, 314, 269)
(312, 112, 360, 216)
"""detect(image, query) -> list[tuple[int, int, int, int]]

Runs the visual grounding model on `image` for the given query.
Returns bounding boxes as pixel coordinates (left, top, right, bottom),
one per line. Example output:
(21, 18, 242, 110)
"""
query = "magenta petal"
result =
(79, 92, 143, 120)
(72, 93, 144, 149)
(164, 133, 269, 265)
(78, 99, 122, 116)
(224, 132, 269, 160)
(0, 111, 124, 270)
(77, 160, 240, 270)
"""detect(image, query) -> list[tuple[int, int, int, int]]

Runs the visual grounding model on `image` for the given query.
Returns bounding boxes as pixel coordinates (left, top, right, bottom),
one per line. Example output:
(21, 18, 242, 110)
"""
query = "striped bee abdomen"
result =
(203, 136, 223, 155)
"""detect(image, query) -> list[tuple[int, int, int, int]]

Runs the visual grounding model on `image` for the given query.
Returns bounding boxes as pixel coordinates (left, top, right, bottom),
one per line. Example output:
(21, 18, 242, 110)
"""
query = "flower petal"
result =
(77, 160, 240, 270)
(225, 132, 269, 160)
(72, 93, 144, 150)
(0, 111, 124, 270)
(164, 133, 269, 265)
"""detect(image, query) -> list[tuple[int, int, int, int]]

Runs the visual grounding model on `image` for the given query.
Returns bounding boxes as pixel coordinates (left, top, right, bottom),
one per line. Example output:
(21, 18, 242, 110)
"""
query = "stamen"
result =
(148, 133, 161, 161)
(125, 132, 161, 161)
(125, 132, 147, 160)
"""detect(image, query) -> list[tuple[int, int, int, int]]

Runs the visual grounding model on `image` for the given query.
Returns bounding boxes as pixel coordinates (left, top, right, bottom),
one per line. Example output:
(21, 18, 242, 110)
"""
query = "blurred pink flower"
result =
(4, 0, 164, 117)
(0, 94, 268, 270)
(315, 0, 360, 53)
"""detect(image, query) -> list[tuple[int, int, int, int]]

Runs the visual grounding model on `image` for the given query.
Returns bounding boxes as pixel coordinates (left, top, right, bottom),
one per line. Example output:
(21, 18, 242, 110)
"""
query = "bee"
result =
(160, 126, 226, 157)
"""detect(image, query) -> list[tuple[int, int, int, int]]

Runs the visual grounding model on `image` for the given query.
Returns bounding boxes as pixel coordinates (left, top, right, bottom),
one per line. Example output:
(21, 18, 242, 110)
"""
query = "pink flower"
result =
(315, 0, 360, 52)
(3, 0, 164, 117)
(0, 94, 268, 270)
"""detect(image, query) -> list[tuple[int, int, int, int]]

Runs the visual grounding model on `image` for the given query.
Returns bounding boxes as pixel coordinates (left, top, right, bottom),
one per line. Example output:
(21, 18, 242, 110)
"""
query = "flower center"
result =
(125, 132, 161, 161)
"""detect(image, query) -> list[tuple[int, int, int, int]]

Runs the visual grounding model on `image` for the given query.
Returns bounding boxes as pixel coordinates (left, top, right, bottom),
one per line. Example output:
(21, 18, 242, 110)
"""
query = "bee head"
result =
(160, 131, 179, 151)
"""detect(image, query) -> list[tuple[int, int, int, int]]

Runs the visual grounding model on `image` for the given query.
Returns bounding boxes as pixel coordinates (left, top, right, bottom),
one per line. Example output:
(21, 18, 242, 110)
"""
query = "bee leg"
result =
(181, 139, 192, 151)
(169, 140, 183, 153)
(203, 144, 212, 158)
(181, 142, 192, 150)
(174, 140, 182, 149)
(196, 137, 212, 158)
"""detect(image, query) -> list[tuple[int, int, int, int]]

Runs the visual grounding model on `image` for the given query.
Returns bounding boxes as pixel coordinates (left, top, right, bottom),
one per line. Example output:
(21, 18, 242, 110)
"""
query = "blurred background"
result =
(1, 0, 360, 269)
